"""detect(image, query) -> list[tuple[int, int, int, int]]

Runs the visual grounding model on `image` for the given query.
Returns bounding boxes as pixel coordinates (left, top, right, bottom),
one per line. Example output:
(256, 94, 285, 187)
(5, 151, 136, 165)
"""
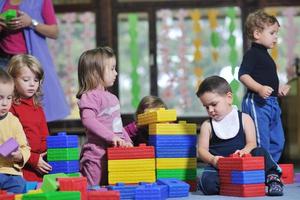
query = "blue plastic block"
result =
(156, 178, 189, 198)
(155, 146, 196, 158)
(149, 135, 197, 147)
(231, 170, 265, 184)
(48, 160, 79, 174)
(46, 132, 79, 148)
(107, 182, 138, 200)
(135, 183, 168, 200)
(24, 181, 38, 192)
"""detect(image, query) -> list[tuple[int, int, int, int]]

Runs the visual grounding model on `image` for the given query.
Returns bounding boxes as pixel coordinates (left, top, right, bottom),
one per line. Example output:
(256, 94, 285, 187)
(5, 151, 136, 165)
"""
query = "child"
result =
(7, 54, 52, 181)
(124, 95, 167, 146)
(0, 68, 30, 193)
(196, 76, 283, 196)
(76, 47, 133, 186)
(238, 10, 290, 162)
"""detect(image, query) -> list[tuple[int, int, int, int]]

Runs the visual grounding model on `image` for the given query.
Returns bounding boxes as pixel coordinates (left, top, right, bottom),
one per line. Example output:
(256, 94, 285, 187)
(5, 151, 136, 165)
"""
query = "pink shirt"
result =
(0, 0, 57, 54)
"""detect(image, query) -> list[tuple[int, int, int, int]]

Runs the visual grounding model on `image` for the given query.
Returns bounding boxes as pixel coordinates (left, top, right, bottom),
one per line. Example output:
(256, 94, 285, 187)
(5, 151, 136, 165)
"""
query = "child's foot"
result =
(267, 174, 283, 196)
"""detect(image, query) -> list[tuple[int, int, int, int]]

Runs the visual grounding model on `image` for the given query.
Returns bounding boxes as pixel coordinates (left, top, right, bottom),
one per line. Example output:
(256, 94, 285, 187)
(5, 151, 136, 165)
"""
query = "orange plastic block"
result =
(279, 164, 294, 184)
(218, 154, 264, 171)
(107, 144, 154, 160)
(88, 191, 120, 200)
(220, 183, 265, 197)
(58, 177, 87, 200)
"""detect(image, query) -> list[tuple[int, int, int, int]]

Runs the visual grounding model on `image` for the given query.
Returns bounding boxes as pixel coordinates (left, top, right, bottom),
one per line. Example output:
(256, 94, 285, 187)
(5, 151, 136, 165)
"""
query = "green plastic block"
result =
(0, 9, 16, 22)
(156, 168, 197, 180)
(47, 148, 79, 161)
(66, 172, 81, 177)
(22, 191, 80, 200)
(41, 173, 68, 192)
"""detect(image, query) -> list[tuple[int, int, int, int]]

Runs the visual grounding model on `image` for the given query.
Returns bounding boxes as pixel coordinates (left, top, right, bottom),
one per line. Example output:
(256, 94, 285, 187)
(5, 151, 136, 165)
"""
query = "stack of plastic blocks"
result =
(57, 177, 87, 200)
(22, 191, 81, 200)
(46, 132, 79, 174)
(279, 163, 294, 184)
(0, 190, 14, 200)
(107, 183, 139, 199)
(218, 154, 265, 197)
(143, 109, 197, 191)
(107, 144, 156, 184)
(88, 190, 120, 200)
(0, 137, 19, 157)
(157, 178, 190, 198)
(135, 183, 168, 200)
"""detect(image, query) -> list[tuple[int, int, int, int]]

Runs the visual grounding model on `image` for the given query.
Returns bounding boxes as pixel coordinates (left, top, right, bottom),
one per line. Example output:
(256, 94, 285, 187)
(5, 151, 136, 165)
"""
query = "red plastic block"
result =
(218, 154, 264, 171)
(279, 164, 294, 184)
(58, 177, 87, 200)
(219, 170, 231, 184)
(0, 190, 14, 200)
(107, 144, 155, 160)
(88, 191, 120, 200)
(220, 183, 265, 197)
(185, 180, 197, 192)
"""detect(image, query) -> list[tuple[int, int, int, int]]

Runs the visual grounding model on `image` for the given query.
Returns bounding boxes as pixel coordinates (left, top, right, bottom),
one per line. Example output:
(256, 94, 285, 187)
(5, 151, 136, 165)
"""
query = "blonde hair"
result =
(135, 95, 167, 119)
(245, 10, 280, 41)
(76, 46, 115, 99)
(7, 54, 44, 106)
(0, 68, 14, 85)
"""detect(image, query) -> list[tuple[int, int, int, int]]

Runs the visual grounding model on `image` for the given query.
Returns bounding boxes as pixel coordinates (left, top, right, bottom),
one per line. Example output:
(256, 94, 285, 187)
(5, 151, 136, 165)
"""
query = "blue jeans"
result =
(0, 173, 26, 194)
(242, 93, 285, 162)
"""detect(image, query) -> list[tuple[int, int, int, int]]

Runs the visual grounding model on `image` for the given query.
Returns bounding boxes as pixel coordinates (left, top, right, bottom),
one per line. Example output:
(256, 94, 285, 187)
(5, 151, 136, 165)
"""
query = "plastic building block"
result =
(185, 180, 197, 192)
(58, 177, 87, 200)
(107, 183, 138, 199)
(137, 108, 177, 126)
(66, 172, 81, 177)
(0, 190, 14, 200)
(279, 163, 294, 184)
(108, 158, 155, 172)
(219, 170, 232, 184)
(149, 121, 196, 135)
(87, 185, 108, 191)
(218, 154, 264, 171)
(107, 144, 155, 160)
(155, 146, 196, 158)
(47, 148, 79, 161)
(108, 171, 155, 184)
(46, 132, 79, 149)
(49, 160, 79, 174)
(24, 181, 38, 193)
(0, 137, 19, 157)
(156, 178, 189, 198)
(295, 173, 300, 183)
(88, 191, 120, 200)
(220, 183, 265, 197)
(135, 183, 168, 200)
(27, 189, 43, 194)
(0, 9, 16, 22)
(149, 135, 197, 147)
(231, 170, 265, 184)
(156, 158, 197, 169)
(41, 173, 68, 192)
(14, 194, 22, 200)
(156, 169, 196, 180)
(22, 191, 81, 200)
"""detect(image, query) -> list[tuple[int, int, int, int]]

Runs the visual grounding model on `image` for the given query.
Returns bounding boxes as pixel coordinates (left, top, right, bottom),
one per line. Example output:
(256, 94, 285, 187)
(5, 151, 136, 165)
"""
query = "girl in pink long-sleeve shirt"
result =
(76, 47, 132, 186)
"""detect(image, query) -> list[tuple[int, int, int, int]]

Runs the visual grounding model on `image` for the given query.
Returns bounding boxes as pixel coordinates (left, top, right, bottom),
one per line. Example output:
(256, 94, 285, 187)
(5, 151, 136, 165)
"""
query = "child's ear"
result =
(253, 29, 261, 40)
(226, 92, 233, 104)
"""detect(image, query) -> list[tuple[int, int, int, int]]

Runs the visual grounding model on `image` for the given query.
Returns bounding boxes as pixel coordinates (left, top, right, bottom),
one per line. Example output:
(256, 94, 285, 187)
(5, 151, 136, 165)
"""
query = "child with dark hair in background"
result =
(238, 10, 290, 163)
(77, 47, 132, 186)
(7, 54, 52, 181)
(0, 68, 30, 193)
(124, 95, 167, 146)
(196, 76, 283, 196)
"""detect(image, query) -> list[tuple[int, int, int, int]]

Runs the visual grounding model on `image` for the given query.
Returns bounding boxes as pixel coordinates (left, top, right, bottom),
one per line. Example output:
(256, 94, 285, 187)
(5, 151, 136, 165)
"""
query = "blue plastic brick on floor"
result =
(135, 183, 168, 200)
(107, 183, 138, 200)
(157, 178, 189, 198)
(231, 170, 265, 184)
(46, 132, 79, 148)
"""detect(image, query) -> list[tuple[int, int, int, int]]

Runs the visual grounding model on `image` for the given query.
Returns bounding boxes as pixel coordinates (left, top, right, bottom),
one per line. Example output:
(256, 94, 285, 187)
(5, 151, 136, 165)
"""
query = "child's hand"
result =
(112, 135, 126, 147)
(36, 152, 52, 175)
(278, 84, 290, 97)
(9, 150, 23, 163)
(234, 149, 247, 157)
(211, 155, 223, 168)
(124, 142, 133, 147)
(258, 85, 274, 99)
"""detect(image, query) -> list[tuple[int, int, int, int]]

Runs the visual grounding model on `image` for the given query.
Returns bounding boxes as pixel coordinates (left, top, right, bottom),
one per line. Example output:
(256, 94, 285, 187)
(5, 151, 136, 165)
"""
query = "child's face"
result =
(0, 82, 14, 117)
(15, 67, 40, 98)
(103, 57, 117, 87)
(199, 91, 233, 121)
(254, 23, 279, 49)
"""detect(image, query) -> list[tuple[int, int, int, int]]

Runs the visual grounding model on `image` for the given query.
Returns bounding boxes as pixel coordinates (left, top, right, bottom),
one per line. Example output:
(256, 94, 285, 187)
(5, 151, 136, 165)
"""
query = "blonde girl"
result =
(77, 47, 132, 186)
(7, 54, 52, 181)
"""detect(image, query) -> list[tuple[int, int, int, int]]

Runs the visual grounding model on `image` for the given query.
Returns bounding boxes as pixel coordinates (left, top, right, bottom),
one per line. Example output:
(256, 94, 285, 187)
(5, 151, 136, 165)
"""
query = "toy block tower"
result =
(218, 154, 265, 197)
(107, 144, 156, 184)
(139, 108, 197, 191)
(46, 132, 80, 174)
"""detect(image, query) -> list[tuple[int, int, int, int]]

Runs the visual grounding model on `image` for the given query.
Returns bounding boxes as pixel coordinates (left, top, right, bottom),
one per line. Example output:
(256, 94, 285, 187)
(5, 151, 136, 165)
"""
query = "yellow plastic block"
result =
(27, 189, 43, 194)
(14, 194, 23, 200)
(156, 158, 197, 169)
(108, 170, 156, 184)
(108, 158, 155, 172)
(137, 108, 177, 126)
(149, 121, 197, 135)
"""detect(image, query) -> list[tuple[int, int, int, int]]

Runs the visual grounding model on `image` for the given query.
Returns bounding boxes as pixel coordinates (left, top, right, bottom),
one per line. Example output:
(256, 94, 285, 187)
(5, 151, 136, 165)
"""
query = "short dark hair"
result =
(196, 76, 232, 97)
(0, 68, 13, 84)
